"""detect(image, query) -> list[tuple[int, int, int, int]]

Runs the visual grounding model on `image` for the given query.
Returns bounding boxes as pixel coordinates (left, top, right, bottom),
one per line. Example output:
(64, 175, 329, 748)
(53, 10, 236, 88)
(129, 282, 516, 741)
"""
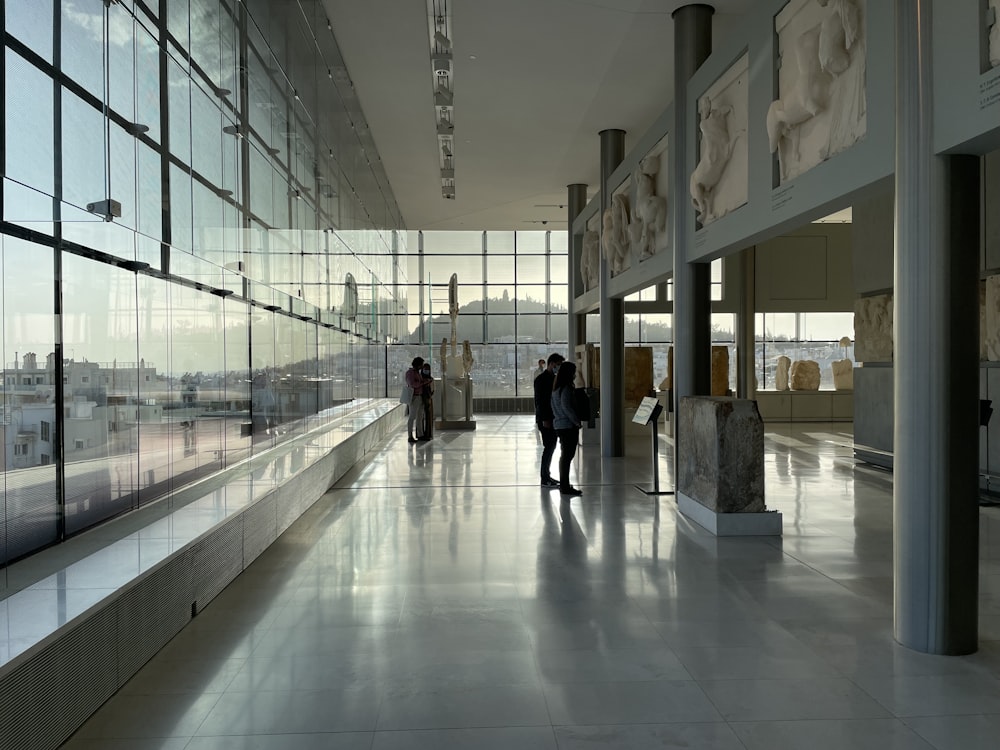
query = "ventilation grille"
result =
(242, 494, 276, 566)
(193, 519, 244, 610)
(0, 607, 118, 750)
(117, 552, 194, 679)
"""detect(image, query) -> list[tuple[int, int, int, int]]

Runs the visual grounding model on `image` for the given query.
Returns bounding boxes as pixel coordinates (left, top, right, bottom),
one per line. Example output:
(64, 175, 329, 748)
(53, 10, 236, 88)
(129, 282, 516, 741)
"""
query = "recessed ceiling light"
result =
(469, 54, 477, 60)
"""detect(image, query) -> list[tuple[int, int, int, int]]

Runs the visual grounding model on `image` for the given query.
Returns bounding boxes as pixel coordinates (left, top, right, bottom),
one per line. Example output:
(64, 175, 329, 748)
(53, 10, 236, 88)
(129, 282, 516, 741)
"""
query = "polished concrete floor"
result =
(60, 416, 1000, 749)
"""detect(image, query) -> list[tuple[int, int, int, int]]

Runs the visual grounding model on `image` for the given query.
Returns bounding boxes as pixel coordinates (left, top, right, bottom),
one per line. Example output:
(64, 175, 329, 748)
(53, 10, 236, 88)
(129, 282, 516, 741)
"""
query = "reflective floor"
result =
(60, 416, 1000, 749)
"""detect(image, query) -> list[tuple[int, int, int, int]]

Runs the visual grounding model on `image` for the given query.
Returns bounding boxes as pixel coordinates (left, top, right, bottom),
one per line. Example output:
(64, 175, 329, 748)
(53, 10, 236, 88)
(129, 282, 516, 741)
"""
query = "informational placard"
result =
(633, 396, 663, 425)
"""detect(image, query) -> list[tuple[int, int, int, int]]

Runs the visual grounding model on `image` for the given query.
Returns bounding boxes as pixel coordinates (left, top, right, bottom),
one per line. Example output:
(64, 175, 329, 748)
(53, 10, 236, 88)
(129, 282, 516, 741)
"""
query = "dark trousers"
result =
(538, 423, 557, 480)
(419, 393, 433, 438)
(556, 427, 580, 489)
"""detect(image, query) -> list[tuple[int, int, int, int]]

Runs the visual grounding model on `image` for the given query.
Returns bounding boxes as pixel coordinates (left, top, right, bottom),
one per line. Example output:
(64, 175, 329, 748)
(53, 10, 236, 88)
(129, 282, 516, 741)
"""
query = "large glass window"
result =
(0, 0, 406, 564)
(1, 237, 58, 562)
(756, 312, 855, 390)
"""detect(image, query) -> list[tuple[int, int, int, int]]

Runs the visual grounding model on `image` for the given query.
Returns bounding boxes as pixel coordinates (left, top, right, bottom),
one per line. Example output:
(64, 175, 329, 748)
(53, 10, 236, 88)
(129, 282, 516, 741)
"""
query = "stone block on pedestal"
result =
(711, 346, 730, 396)
(677, 396, 780, 536)
(790, 360, 821, 390)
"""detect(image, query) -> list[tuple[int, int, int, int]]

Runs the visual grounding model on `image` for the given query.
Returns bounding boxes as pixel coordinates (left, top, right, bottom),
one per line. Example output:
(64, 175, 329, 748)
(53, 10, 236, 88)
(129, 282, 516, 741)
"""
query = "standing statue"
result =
(629, 154, 667, 260)
(581, 229, 600, 291)
(602, 193, 631, 276)
(342, 272, 358, 320)
(690, 96, 740, 225)
(448, 272, 459, 355)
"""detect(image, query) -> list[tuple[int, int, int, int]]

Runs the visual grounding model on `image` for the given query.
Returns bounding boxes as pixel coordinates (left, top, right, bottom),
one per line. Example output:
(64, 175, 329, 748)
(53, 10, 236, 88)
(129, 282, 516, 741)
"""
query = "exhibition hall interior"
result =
(1, 0, 1000, 748)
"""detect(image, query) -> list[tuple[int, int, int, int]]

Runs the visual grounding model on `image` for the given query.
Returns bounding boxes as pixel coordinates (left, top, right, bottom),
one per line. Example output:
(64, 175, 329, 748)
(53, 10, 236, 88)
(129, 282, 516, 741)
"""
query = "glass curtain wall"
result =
(392, 231, 568, 397)
(0, 1, 406, 566)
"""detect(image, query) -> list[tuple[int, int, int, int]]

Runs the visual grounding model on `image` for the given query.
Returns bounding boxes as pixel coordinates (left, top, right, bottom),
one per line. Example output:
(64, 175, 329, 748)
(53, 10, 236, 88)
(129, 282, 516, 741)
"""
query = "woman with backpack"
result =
(550, 360, 583, 496)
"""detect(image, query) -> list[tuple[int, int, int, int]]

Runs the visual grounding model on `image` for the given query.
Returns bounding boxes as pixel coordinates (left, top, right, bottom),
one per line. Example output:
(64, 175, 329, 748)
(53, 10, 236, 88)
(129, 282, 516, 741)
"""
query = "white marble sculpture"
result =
(690, 96, 740, 225)
(581, 229, 600, 291)
(767, 0, 865, 182)
(775, 355, 791, 391)
(854, 293, 893, 362)
(629, 155, 667, 261)
(448, 272, 459, 344)
(602, 193, 631, 276)
(342, 272, 358, 320)
(831, 359, 854, 390)
(442, 273, 467, 377)
(462, 340, 474, 376)
(985, 275, 1000, 361)
(991, 0, 1000, 69)
(790, 359, 821, 390)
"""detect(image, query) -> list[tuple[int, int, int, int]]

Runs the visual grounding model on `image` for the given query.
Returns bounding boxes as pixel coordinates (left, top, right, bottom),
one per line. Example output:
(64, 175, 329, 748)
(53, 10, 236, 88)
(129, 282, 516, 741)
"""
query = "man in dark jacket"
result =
(533, 353, 565, 488)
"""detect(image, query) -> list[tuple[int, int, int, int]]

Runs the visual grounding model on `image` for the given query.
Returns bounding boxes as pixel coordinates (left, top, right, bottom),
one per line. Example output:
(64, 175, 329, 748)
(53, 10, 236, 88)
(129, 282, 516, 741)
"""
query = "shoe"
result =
(560, 486, 582, 496)
(540, 477, 560, 488)
(408, 436, 417, 444)
(417, 436, 431, 442)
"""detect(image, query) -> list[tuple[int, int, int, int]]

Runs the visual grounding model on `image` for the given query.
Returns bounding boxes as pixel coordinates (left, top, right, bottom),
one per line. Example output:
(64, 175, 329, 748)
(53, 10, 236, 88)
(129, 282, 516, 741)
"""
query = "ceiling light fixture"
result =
(427, 0, 455, 200)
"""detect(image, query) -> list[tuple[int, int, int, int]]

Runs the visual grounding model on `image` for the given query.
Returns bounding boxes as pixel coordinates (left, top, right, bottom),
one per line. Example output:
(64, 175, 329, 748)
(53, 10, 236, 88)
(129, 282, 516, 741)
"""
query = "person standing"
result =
(534, 353, 564, 488)
(533, 359, 546, 379)
(405, 357, 426, 443)
(551, 360, 582, 496)
(417, 361, 435, 440)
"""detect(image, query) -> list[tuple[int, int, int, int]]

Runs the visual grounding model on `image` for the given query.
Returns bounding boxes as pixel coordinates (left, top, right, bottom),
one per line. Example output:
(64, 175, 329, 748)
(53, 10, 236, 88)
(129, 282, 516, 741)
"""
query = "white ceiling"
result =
(323, 0, 759, 231)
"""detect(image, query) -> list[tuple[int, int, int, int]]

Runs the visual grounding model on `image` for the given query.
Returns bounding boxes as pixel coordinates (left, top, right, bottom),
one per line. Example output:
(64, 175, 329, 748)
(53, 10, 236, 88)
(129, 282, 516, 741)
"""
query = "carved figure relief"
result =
(691, 53, 749, 227)
(790, 360, 821, 390)
(767, 0, 866, 183)
(690, 97, 738, 224)
(775, 355, 791, 391)
(602, 192, 631, 276)
(854, 293, 893, 362)
(629, 154, 667, 262)
(990, 0, 1000, 69)
(985, 275, 1000, 361)
(581, 229, 600, 291)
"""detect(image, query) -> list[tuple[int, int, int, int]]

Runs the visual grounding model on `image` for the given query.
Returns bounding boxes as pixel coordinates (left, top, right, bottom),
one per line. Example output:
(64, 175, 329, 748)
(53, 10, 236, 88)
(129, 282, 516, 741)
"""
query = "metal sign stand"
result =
(632, 396, 674, 496)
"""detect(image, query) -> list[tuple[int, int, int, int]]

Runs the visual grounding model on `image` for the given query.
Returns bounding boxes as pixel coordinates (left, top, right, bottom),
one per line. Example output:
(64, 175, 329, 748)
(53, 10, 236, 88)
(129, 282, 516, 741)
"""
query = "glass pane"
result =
(61, 254, 141, 534)
(169, 282, 226, 478)
(6, 51, 55, 198)
(421, 230, 482, 253)
(135, 273, 170, 502)
(485, 231, 514, 253)
(515, 232, 546, 253)
(712, 313, 735, 341)
(7, 0, 53, 62)
(62, 88, 108, 212)
(516, 255, 546, 283)
(421, 254, 483, 285)
(515, 314, 547, 343)
(549, 313, 568, 343)
(515, 285, 548, 307)
(549, 284, 568, 311)
(639, 314, 672, 343)
(1, 237, 58, 563)
(486, 314, 516, 344)
(223, 298, 251, 465)
(486, 255, 514, 283)
(550, 255, 568, 286)
(61, 0, 104, 96)
(470, 343, 515, 396)
(548, 231, 567, 254)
